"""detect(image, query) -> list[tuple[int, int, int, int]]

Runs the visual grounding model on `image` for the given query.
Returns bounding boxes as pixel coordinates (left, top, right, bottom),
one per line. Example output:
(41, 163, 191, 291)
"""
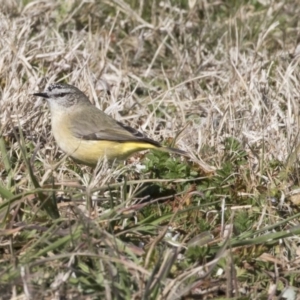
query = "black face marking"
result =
(56, 93, 68, 97)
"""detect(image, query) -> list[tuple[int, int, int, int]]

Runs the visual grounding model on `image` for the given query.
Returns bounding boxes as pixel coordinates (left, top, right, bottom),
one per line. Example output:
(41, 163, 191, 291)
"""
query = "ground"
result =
(1, 0, 300, 299)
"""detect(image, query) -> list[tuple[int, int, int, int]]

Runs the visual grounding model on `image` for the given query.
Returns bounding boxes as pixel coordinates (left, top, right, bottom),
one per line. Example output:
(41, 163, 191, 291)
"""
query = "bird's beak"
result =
(33, 92, 49, 109)
(33, 92, 49, 99)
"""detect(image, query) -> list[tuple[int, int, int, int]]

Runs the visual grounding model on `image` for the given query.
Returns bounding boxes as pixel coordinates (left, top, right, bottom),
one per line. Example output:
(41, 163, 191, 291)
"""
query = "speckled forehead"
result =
(47, 83, 66, 92)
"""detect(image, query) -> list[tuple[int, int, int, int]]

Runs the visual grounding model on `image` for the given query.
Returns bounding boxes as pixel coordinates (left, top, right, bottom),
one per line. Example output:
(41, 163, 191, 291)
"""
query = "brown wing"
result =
(69, 105, 161, 147)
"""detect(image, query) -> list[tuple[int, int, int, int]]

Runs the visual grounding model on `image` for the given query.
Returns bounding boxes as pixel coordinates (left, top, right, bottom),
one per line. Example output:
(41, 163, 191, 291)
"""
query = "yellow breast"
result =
(50, 110, 156, 165)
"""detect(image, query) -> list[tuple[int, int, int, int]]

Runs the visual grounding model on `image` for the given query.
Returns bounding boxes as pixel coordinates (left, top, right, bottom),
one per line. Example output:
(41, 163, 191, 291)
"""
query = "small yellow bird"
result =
(33, 83, 187, 165)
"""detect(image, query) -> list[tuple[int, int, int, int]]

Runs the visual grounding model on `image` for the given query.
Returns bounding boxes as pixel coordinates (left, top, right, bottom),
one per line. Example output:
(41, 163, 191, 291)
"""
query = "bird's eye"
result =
(56, 93, 66, 97)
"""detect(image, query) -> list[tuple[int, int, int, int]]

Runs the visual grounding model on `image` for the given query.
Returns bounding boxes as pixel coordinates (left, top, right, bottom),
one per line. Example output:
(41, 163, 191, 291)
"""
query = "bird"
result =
(33, 83, 187, 166)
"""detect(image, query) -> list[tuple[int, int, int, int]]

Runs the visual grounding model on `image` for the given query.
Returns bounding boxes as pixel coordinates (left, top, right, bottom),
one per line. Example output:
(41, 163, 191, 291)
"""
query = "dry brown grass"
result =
(1, 0, 300, 299)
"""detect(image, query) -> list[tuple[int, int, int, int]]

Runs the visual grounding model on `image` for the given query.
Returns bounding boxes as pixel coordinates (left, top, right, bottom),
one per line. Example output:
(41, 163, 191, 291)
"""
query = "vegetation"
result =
(1, 0, 300, 299)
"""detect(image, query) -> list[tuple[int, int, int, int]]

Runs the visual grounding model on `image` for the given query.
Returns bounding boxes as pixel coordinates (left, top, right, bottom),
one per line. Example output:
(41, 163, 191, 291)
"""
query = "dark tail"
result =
(160, 146, 189, 157)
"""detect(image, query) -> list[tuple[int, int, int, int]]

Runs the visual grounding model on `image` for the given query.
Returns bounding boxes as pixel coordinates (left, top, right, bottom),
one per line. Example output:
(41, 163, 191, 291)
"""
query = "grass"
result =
(1, 0, 300, 299)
